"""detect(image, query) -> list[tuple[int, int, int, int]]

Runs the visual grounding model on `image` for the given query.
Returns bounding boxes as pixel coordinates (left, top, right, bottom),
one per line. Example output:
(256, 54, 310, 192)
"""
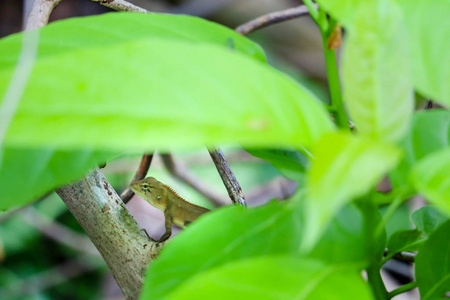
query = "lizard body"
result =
(130, 177, 210, 242)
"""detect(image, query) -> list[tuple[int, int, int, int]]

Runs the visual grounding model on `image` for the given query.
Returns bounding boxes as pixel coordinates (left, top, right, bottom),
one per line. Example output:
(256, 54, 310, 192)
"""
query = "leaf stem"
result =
(388, 281, 418, 298)
(320, 30, 349, 130)
(303, 0, 319, 21)
(367, 264, 389, 300)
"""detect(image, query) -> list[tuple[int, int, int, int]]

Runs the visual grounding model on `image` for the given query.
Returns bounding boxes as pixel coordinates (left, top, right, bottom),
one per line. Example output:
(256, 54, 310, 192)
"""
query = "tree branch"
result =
(235, 5, 314, 35)
(121, 153, 153, 204)
(88, 0, 148, 13)
(160, 153, 227, 207)
(208, 147, 246, 207)
(26, 0, 63, 30)
(57, 168, 165, 300)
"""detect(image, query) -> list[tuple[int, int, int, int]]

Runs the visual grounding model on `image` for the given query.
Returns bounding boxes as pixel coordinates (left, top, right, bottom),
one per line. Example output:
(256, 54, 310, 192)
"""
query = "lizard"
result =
(130, 177, 210, 242)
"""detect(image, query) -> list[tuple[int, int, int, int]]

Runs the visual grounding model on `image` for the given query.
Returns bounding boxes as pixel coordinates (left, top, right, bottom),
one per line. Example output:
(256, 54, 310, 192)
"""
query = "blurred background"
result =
(0, 0, 418, 299)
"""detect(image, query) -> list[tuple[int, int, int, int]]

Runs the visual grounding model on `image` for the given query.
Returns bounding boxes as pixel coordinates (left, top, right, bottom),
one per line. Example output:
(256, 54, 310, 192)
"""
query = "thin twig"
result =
(384, 249, 416, 263)
(235, 5, 314, 35)
(392, 251, 416, 263)
(88, 0, 148, 13)
(21, 206, 99, 256)
(121, 153, 153, 204)
(208, 147, 246, 207)
(160, 153, 227, 207)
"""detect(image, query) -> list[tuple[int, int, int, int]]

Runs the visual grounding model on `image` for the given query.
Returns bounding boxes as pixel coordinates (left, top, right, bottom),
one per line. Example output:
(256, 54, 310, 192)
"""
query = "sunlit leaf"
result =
(159, 256, 373, 300)
(302, 132, 401, 250)
(395, 0, 450, 106)
(411, 148, 450, 215)
(341, 1, 413, 142)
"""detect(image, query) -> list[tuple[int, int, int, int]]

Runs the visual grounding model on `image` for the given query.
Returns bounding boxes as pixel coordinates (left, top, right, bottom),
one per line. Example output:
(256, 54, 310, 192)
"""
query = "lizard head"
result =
(130, 177, 165, 207)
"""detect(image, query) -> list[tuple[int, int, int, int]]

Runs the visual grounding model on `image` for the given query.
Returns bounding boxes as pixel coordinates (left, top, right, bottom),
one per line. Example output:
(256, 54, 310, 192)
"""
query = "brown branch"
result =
(57, 168, 165, 300)
(208, 147, 246, 207)
(160, 153, 227, 207)
(25, 0, 63, 30)
(121, 153, 153, 204)
(88, 0, 148, 13)
(235, 5, 314, 35)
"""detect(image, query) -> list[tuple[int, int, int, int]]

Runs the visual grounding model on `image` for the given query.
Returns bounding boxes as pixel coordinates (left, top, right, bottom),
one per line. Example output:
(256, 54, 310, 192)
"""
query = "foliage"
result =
(0, 0, 449, 299)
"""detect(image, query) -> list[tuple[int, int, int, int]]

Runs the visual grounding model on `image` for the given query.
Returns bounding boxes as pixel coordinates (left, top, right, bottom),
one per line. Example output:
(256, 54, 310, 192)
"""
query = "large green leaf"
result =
(390, 110, 450, 187)
(1, 40, 333, 150)
(415, 220, 450, 299)
(0, 12, 266, 67)
(0, 13, 334, 209)
(0, 147, 115, 209)
(395, 0, 450, 106)
(411, 148, 450, 215)
(302, 132, 401, 250)
(341, 1, 413, 142)
(153, 256, 373, 300)
(142, 199, 371, 299)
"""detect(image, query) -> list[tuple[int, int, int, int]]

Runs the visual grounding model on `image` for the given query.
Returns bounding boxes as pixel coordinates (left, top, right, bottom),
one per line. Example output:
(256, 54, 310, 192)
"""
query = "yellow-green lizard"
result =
(130, 177, 210, 242)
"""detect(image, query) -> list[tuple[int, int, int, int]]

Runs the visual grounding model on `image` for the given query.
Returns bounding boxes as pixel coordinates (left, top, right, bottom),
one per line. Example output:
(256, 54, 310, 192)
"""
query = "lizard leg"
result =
(157, 211, 173, 242)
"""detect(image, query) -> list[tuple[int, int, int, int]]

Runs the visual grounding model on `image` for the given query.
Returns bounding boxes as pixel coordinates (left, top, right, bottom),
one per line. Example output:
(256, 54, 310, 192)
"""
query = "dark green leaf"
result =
(411, 206, 449, 235)
(390, 110, 450, 187)
(415, 220, 450, 299)
(385, 229, 423, 260)
(0, 147, 115, 210)
(246, 148, 308, 182)
(160, 256, 373, 300)
(309, 204, 370, 264)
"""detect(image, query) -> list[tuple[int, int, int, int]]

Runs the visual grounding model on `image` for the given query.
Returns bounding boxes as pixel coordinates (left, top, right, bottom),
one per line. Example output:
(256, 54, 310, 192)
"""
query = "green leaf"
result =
(142, 198, 372, 299)
(246, 148, 308, 182)
(0, 147, 114, 210)
(395, 0, 450, 106)
(309, 204, 371, 264)
(385, 229, 423, 261)
(0, 12, 266, 67)
(390, 110, 450, 187)
(415, 220, 450, 299)
(411, 206, 449, 236)
(341, 1, 413, 142)
(142, 201, 304, 299)
(411, 148, 450, 215)
(156, 256, 373, 300)
(0, 13, 334, 208)
(1, 39, 333, 151)
(302, 132, 401, 250)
